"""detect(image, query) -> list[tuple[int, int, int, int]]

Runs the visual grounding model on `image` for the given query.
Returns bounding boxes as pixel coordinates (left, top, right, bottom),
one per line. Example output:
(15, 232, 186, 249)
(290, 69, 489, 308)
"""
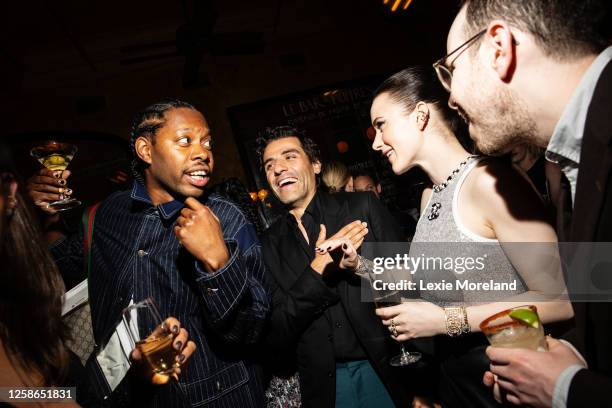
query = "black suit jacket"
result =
(262, 191, 415, 408)
(559, 60, 612, 408)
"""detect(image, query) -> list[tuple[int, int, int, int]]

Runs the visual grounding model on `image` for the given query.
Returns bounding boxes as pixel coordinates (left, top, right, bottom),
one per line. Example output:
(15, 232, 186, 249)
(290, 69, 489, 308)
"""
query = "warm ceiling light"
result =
(258, 189, 269, 201)
(337, 141, 349, 154)
(384, 0, 415, 13)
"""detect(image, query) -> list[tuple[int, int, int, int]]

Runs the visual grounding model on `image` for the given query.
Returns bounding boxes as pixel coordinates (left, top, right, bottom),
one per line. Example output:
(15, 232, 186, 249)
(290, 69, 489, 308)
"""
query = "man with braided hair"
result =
(27, 99, 269, 407)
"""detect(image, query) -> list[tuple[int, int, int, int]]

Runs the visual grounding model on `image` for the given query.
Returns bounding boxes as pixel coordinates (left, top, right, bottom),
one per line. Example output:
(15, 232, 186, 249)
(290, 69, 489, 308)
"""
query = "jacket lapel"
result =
(318, 193, 367, 328)
(274, 218, 313, 289)
(571, 61, 612, 242)
(318, 192, 350, 236)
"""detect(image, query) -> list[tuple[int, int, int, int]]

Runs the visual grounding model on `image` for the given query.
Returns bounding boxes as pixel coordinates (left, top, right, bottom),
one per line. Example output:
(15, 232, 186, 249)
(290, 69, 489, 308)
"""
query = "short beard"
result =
(465, 72, 538, 156)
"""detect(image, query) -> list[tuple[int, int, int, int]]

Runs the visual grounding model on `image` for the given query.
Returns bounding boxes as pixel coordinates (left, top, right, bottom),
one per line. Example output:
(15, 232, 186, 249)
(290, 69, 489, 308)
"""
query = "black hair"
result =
(254, 125, 321, 170)
(129, 98, 198, 183)
(351, 167, 379, 185)
(210, 178, 265, 235)
(461, 0, 609, 59)
(373, 66, 472, 150)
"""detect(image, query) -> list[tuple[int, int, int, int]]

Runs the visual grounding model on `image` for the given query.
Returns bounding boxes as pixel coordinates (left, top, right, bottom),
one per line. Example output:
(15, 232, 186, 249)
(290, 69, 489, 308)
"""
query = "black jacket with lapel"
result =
(560, 60, 612, 408)
(262, 191, 414, 408)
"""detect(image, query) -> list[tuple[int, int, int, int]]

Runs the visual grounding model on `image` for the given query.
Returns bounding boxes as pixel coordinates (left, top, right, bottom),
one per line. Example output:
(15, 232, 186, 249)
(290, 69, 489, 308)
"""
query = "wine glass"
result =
(30, 141, 81, 211)
(366, 268, 422, 366)
(123, 298, 180, 376)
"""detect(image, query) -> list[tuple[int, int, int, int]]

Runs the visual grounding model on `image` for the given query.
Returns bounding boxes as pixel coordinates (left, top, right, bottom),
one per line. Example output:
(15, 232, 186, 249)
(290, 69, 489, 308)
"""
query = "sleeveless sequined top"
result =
(411, 157, 527, 306)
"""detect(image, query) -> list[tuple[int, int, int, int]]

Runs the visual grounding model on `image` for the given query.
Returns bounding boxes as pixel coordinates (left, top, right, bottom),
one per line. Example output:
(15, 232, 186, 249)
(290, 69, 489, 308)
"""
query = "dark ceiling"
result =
(2, 0, 461, 93)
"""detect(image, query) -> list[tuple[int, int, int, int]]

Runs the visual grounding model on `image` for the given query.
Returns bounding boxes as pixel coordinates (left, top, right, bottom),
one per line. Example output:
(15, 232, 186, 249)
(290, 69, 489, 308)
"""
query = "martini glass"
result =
(30, 141, 81, 211)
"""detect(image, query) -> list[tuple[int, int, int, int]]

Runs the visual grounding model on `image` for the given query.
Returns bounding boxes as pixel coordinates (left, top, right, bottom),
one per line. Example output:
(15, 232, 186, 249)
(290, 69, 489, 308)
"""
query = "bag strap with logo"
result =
(82, 203, 101, 277)
(62, 203, 101, 366)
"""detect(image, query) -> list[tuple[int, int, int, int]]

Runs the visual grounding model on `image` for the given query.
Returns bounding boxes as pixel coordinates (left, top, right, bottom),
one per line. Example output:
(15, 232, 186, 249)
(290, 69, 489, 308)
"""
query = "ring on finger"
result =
(390, 319, 399, 337)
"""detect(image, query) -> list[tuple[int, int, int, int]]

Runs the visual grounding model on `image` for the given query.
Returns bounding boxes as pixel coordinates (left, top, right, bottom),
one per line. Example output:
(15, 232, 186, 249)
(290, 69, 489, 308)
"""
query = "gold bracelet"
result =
(461, 306, 471, 334)
(444, 306, 470, 337)
(355, 255, 373, 277)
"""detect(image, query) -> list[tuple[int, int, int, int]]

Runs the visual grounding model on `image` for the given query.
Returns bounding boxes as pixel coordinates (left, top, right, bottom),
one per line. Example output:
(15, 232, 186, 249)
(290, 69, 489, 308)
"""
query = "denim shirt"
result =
(51, 182, 269, 407)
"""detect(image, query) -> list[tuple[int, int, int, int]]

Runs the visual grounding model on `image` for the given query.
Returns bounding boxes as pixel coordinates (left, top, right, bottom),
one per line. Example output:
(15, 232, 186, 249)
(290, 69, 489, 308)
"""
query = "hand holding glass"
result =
(367, 268, 422, 366)
(123, 298, 181, 376)
(30, 141, 81, 211)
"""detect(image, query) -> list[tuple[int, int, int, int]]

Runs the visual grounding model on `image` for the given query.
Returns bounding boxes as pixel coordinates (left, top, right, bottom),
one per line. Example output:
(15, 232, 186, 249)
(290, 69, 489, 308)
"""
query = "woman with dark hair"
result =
(210, 177, 267, 234)
(0, 144, 80, 407)
(318, 67, 573, 407)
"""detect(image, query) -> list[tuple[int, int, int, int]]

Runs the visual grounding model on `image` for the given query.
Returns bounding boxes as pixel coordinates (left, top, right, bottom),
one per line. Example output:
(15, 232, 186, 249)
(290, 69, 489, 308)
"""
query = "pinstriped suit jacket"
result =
(51, 182, 269, 407)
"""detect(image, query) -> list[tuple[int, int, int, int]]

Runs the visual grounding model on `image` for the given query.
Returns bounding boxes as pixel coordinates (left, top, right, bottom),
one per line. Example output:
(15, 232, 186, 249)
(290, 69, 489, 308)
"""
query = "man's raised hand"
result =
(175, 197, 229, 273)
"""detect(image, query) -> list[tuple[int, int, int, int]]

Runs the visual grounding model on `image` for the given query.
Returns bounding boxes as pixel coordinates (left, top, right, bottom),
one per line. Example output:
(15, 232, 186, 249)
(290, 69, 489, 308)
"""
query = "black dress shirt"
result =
(287, 192, 366, 362)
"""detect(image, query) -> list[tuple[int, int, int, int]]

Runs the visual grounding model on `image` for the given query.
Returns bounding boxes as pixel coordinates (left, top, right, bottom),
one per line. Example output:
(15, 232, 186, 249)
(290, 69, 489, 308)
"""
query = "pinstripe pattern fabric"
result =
(51, 182, 268, 407)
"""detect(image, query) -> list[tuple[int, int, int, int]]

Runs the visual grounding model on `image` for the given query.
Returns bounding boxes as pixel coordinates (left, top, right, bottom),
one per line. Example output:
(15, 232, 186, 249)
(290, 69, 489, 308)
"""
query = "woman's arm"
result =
(377, 160, 572, 341)
(461, 160, 573, 328)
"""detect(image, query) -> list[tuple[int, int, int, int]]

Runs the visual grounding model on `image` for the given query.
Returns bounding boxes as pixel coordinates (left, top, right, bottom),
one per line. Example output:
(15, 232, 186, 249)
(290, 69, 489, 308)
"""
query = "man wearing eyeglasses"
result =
(436, 1, 612, 407)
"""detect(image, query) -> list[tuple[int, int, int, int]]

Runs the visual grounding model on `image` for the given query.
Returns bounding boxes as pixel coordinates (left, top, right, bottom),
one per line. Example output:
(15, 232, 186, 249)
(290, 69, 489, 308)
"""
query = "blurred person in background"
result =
(321, 161, 353, 193)
(351, 167, 416, 240)
(351, 168, 382, 198)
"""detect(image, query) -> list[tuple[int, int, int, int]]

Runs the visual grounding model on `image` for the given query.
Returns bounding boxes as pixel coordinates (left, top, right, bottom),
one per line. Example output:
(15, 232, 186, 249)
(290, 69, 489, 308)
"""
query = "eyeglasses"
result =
(433, 29, 486, 92)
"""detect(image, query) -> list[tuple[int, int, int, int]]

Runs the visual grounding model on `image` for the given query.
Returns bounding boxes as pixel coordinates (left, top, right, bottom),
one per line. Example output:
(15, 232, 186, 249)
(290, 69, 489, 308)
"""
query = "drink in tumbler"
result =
(137, 332, 177, 375)
(480, 305, 547, 351)
(123, 298, 179, 376)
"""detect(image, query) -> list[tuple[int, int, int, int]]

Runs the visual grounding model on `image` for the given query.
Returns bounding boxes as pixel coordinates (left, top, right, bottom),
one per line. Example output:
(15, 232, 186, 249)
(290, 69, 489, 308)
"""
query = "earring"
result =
(417, 111, 429, 127)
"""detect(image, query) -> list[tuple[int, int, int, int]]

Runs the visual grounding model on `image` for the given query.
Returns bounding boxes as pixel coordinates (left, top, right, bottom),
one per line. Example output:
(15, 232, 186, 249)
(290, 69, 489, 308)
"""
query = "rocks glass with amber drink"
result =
(480, 305, 547, 351)
(123, 298, 179, 376)
(30, 141, 81, 211)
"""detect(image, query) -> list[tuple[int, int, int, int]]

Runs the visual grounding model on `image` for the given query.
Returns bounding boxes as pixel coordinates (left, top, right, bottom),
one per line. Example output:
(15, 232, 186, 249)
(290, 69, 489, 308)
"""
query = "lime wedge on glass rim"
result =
(508, 308, 540, 328)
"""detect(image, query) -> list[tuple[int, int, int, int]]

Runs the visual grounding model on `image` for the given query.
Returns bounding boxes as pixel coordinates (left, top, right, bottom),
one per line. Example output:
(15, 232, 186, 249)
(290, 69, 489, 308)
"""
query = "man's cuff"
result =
(553, 365, 584, 408)
(195, 240, 247, 321)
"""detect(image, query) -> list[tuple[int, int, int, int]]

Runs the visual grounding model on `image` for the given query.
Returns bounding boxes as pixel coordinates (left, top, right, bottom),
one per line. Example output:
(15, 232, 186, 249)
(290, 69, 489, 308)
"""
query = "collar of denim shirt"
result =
(130, 181, 184, 220)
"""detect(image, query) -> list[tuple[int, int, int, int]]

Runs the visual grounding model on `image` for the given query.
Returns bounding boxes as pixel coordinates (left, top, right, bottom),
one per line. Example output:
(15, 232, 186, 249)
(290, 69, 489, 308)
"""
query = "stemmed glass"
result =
(123, 298, 179, 376)
(30, 141, 81, 211)
(365, 267, 422, 366)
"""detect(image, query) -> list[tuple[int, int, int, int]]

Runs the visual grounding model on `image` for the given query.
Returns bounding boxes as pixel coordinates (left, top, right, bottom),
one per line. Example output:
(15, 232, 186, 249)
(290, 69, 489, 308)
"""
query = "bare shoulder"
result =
(420, 186, 433, 213)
